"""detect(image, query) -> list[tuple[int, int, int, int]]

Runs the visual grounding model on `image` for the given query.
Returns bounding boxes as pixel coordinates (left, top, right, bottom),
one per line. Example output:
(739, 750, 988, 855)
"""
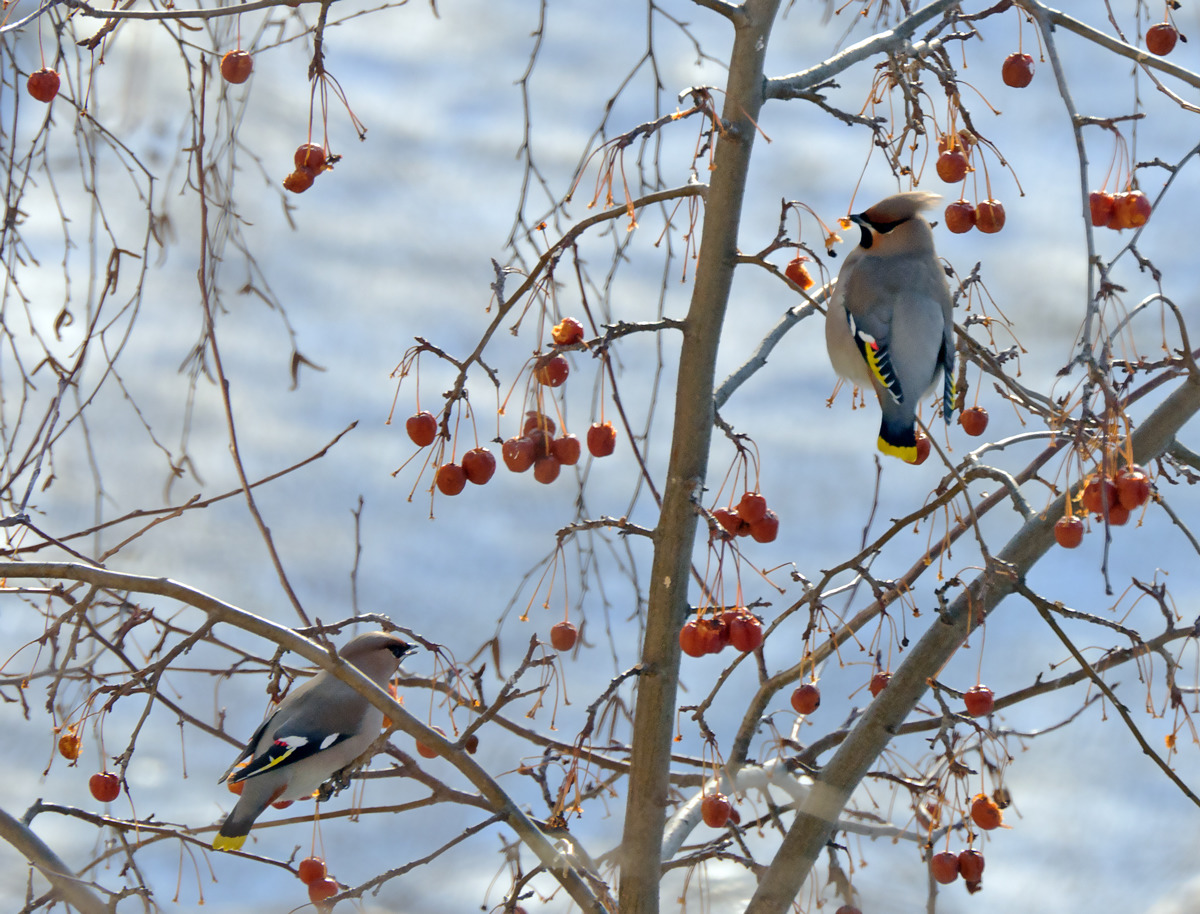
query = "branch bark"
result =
(615, 3, 782, 913)
(743, 371, 1200, 914)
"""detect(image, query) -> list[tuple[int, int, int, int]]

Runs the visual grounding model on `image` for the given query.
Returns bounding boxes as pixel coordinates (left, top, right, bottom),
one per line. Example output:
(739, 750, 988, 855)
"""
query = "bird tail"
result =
(877, 413, 918, 463)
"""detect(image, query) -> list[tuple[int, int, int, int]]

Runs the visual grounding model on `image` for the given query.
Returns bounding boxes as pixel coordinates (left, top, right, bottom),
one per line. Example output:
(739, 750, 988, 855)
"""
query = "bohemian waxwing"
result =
(212, 631, 416, 851)
(825, 191, 955, 462)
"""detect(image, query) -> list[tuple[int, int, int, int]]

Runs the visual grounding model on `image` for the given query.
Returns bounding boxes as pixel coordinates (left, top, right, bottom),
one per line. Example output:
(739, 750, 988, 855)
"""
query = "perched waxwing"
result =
(212, 631, 416, 851)
(825, 191, 955, 462)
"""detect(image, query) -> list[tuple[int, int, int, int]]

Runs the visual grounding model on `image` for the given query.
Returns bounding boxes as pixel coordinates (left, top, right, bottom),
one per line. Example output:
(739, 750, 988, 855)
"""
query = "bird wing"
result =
(847, 313, 904, 405)
(229, 726, 355, 783)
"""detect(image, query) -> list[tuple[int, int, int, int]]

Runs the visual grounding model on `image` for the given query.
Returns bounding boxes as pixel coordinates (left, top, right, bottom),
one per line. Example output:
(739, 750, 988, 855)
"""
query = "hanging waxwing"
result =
(212, 631, 416, 851)
(825, 191, 955, 462)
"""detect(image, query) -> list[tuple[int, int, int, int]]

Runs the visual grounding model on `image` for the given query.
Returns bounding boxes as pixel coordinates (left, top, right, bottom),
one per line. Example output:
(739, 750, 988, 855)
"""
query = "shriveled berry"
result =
(283, 168, 317, 194)
(58, 730, 81, 761)
(970, 793, 1003, 830)
(1081, 477, 1118, 515)
(910, 431, 932, 465)
(552, 317, 585, 346)
(713, 507, 748, 537)
(784, 257, 815, 290)
(1116, 190, 1152, 229)
(869, 671, 890, 697)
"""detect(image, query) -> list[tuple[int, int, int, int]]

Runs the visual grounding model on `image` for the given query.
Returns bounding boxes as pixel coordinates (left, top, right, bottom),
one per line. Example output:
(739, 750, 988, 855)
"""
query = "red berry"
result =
(835, 907, 862, 914)
(551, 434, 581, 466)
(790, 683, 821, 714)
(89, 772, 121, 803)
(784, 257, 815, 290)
(435, 463, 467, 496)
(963, 684, 995, 717)
(462, 447, 496, 485)
(679, 619, 707, 658)
(970, 793, 1003, 830)
(701, 618, 727, 654)
(272, 799, 293, 809)
(533, 454, 561, 484)
(552, 317, 585, 346)
(523, 412, 556, 436)
(936, 150, 969, 184)
(586, 421, 617, 457)
(712, 507, 747, 537)
(869, 671, 890, 697)
(406, 411, 438, 447)
(974, 200, 1006, 234)
(307, 876, 339, 904)
(27, 68, 60, 103)
(728, 613, 763, 653)
(297, 856, 327, 885)
(959, 406, 989, 436)
(1089, 191, 1116, 227)
(735, 491, 768, 524)
(282, 168, 317, 194)
(550, 621, 578, 652)
(416, 726, 445, 759)
(1081, 476, 1117, 515)
(294, 144, 327, 171)
(944, 199, 976, 234)
(220, 50, 254, 84)
(910, 431, 932, 465)
(700, 792, 731, 828)
(1001, 52, 1034, 88)
(1054, 515, 1084, 549)
(502, 437, 536, 473)
(1146, 22, 1179, 56)
(1105, 502, 1131, 526)
(958, 848, 985, 882)
(525, 427, 553, 457)
(749, 509, 779, 543)
(534, 354, 569, 387)
(463, 734, 479, 754)
(1116, 190, 1152, 229)
(1116, 466, 1151, 510)
(931, 851, 960, 884)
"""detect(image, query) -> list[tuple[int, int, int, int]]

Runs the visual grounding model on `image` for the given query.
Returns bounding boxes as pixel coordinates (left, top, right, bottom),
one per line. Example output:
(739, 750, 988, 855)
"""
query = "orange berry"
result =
(220, 50, 253, 84)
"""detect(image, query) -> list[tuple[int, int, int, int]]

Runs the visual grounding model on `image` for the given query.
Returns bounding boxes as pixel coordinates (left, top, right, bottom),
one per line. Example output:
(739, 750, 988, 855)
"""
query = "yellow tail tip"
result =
(877, 438, 917, 463)
(212, 833, 246, 852)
